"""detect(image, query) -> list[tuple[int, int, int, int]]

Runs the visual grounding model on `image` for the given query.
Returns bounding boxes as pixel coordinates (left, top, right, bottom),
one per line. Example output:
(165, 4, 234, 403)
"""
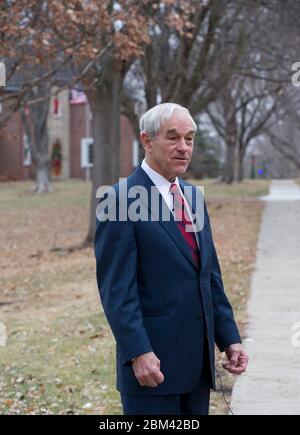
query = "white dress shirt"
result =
(141, 159, 180, 211)
(140, 159, 199, 245)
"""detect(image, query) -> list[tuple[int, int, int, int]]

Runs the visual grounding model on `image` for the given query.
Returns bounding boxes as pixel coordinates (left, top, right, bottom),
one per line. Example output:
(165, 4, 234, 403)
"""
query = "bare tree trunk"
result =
(224, 115, 238, 184)
(35, 159, 52, 193)
(237, 146, 246, 182)
(224, 142, 236, 184)
(20, 84, 52, 193)
(85, 67, 123, 245)
(234, 144, 246, 182)
(234, 144, 240, 183)
(237, 160, 245, 182)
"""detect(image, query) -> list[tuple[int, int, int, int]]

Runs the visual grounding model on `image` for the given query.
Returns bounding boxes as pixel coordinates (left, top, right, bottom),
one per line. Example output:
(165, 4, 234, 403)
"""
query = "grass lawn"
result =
(195, 178, 271, 201)
(0, 178, 270, 415)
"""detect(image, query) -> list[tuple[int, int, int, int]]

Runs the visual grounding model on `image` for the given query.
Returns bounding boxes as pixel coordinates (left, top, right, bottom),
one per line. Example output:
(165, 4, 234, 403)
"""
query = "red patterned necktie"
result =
(170, 183, 200, 270)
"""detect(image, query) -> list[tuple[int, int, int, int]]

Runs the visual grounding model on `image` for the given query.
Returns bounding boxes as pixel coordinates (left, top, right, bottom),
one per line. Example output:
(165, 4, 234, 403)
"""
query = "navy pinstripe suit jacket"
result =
(94, 165, 241, 396)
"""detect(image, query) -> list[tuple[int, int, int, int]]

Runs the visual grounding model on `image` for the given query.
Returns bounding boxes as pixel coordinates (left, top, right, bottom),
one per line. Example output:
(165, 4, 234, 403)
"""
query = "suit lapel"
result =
(132, 166, 196, 269)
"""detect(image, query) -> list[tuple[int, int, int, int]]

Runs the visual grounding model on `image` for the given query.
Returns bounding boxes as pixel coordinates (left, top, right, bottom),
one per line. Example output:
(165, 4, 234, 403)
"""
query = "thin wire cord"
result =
(215, 367, 235, 416)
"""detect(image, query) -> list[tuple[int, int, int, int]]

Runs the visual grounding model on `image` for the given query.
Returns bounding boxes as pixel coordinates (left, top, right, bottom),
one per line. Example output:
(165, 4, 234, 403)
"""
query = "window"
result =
(132, 139, 139, 167)
(81, 138, 94, 168)
(0, 62, 5, 88)
(23, 133, 32, 166)
(53, 95, 62, 117)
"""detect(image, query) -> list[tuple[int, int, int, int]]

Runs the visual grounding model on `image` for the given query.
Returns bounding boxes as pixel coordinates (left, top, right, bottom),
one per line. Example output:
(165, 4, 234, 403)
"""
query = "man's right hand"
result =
(132, 351, 164, 388)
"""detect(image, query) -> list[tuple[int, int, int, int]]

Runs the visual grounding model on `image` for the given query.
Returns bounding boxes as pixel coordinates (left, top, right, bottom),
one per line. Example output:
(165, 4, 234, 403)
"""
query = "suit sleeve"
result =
(205, 203, 242, 352)
(94, 206, 153, 366)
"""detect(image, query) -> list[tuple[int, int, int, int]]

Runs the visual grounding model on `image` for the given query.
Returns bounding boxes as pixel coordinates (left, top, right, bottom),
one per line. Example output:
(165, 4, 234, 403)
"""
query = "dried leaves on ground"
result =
(0, 180, 268, 415)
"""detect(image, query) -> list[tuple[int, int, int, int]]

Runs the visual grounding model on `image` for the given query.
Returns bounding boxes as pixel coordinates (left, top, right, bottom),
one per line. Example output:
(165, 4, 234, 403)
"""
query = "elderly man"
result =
(94, 103, 248, 415)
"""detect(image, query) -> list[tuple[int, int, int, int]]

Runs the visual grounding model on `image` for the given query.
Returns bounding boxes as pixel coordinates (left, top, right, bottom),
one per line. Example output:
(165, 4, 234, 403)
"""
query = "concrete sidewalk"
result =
(230, 180, 300, 415)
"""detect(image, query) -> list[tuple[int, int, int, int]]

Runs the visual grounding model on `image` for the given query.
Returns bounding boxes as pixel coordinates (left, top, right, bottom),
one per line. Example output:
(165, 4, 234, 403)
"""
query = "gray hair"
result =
(139, 103, 197, 138)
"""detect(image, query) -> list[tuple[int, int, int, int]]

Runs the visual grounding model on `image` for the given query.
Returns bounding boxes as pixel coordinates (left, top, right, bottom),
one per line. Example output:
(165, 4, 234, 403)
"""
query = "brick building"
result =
(0, 89, 138, 181)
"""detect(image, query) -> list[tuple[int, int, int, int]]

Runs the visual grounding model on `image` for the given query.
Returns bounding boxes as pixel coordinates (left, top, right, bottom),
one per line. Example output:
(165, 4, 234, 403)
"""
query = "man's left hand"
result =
(223, 343, 248, 375)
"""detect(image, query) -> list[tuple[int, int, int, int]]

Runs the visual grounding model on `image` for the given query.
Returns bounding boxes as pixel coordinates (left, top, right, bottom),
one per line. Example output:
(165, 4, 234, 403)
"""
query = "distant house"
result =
(0, 88, 139, 181)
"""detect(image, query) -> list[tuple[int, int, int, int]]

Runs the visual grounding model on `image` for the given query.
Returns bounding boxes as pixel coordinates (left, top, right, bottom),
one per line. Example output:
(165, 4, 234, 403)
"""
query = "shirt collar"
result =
(141, 159, 180, 196)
